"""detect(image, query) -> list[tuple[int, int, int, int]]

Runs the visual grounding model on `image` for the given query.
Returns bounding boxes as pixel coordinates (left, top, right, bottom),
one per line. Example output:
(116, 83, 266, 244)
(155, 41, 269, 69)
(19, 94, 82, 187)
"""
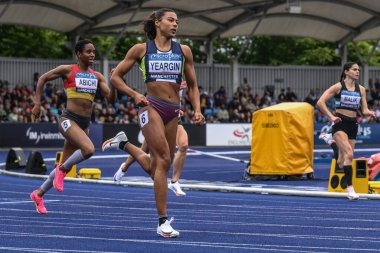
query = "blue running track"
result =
(1, 147, 380, 253)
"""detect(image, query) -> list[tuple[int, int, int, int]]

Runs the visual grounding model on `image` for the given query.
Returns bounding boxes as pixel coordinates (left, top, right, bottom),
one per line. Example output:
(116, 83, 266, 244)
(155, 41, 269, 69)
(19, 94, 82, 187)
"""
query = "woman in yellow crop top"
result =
(102, 8, 204, 237)
(30, 39, 114, 214)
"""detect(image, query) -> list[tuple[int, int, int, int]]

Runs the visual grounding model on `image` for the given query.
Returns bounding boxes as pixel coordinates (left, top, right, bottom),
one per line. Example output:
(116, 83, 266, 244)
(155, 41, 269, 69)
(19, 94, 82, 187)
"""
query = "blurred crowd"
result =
(0, 77, 379, 124)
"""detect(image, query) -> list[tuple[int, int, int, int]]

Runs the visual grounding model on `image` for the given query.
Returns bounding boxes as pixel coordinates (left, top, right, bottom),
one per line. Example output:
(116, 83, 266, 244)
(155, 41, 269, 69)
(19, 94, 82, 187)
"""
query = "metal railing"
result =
(1, 57, 379, 99)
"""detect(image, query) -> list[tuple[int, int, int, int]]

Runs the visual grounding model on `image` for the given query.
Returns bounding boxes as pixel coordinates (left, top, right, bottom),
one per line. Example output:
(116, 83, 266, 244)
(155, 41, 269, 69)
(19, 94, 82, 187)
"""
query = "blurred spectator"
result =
(44, 82, 53, 99)
(213, 86, 227, 108)
(32, 72, 39, 91)
(0, 78, 378, 125)
(304, 89, 317, 106)
(105, 106, 115, 123)
(375, 106, 380, 122)
(119, 114, 131, 124)
(277, 88, 286, 103)
(228, 96, 240, 111)
(207, 115, 220, 124)
(259, 92, 271, 108)
(315, 108, 329, 123)
(125, 102, 137, 121)
(18, 114, 28, 123)
(200, 89, 211, 114)
(8, 107, 19, 122)
(375, 78, 380, 90)
(217, 104, 229, 122)
(286, 86, 298, 102)
(241, 77, 250, 90)
(0, 104, 7, 121)
(245, 98, 257, 112)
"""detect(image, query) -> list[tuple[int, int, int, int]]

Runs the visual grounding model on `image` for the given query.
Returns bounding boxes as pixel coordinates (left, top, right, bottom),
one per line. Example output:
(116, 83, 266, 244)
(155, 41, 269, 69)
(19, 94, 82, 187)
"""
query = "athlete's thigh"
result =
(58, 117, 93, 150)
(138, 107, 169, 155)
(348, 139, 356, 152)
(165, 117, 179, 157)
(176, 124, 188, 148)
(333, 131, 351, 154)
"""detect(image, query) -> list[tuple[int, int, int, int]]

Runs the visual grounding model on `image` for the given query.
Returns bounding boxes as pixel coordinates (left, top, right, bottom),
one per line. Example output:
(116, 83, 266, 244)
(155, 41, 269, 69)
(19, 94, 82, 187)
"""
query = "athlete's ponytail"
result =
(143, 8, 176, 40)
(340, 62, 357, 81)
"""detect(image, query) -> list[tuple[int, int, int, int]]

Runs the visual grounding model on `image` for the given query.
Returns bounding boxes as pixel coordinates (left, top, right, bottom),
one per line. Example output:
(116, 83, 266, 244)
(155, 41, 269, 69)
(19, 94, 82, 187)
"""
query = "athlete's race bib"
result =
(75, 72, 98, 94)
(340, 90, 361, 110)
(148, 52, 182, 82)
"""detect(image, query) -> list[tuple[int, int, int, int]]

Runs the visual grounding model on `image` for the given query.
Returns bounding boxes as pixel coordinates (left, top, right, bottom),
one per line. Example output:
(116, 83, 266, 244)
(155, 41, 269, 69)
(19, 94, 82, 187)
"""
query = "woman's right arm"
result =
(316, 82, 341, 123)
(110, 43, 148, 106)
(33, 65, 71, 118)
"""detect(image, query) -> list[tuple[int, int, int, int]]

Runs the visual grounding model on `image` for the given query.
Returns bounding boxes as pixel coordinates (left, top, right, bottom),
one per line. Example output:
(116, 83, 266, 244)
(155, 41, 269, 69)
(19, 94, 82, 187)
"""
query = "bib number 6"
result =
(139, 111, 149, 128)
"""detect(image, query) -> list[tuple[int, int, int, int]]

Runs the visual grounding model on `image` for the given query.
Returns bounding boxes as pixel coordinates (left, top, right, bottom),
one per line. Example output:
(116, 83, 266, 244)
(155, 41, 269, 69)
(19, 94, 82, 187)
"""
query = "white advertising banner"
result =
(206, 124, 251, 146)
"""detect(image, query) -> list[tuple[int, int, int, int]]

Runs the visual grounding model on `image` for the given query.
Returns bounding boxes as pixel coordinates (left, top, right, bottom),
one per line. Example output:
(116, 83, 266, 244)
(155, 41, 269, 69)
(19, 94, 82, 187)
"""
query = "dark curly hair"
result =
(75, 39, 94, 54)
(143, 8, 176, 40)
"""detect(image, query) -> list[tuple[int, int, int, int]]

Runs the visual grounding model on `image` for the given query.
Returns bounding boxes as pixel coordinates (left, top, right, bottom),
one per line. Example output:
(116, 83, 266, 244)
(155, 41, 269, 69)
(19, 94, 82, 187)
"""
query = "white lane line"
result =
(189, 148, 249, 164)
(0, 200, 60, 205)
(0, 246, 121, 253)
(0, 231, 379, 252)
(2, 215, 380, 233)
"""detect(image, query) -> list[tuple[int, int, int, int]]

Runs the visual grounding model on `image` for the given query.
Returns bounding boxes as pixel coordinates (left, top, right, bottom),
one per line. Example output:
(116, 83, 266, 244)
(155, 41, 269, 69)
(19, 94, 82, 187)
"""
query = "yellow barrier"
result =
(249, 102, 314, 176)
(369, 181, 380, 194)
(55, 151, 76, 178)
(78, 168, 101, 179)
(328, 158, 368, 194)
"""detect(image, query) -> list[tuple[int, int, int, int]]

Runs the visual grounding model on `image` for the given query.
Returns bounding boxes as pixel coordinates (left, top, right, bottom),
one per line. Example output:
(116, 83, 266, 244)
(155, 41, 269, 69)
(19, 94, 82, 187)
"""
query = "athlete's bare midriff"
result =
(146, 81, 180, 104)
(335, 108, 357, 118)
(66, 98, 93, 117)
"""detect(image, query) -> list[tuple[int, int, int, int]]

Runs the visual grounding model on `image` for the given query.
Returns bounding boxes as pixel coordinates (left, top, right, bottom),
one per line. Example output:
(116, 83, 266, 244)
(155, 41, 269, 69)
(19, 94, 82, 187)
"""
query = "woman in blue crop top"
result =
(103, 8, 205, 238)
(317, 62, 375, 200)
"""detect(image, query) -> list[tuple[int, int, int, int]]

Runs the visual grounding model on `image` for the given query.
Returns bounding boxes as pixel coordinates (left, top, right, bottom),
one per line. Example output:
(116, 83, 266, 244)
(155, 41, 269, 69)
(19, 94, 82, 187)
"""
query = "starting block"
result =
(328, 158, 368, 194)
(78, 168, 101, 179)
(369, 181, 380, 194)
(55, 152, 76, 178)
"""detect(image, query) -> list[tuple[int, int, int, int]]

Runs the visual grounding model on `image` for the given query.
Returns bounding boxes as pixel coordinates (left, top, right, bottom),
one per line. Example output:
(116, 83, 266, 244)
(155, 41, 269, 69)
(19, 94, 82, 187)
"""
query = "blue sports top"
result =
(140, 40, 185, 84)
(334, 81, 361, 112)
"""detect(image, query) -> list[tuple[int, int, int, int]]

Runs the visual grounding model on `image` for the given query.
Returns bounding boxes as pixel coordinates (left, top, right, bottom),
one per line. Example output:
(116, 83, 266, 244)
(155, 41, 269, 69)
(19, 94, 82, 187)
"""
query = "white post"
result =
(340, 44, 347, 68)
(102, 55, 109, 83)
(206, 40, 214, 65)
(232, 58, 240, 94)
(362, 61, 369, 89)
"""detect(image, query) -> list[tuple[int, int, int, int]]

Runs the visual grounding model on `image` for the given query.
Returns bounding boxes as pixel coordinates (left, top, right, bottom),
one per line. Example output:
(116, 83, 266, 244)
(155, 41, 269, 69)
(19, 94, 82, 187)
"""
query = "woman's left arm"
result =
(182, 45, 205, 125)
(96, 71, 115, 103)
(360, 85, 376, 118)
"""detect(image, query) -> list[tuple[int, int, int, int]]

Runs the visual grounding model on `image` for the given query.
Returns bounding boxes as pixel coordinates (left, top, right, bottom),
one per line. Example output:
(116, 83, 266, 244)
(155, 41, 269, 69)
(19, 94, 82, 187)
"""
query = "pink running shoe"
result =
(30, 190, 47, 214)
(53, 164, 66, 192)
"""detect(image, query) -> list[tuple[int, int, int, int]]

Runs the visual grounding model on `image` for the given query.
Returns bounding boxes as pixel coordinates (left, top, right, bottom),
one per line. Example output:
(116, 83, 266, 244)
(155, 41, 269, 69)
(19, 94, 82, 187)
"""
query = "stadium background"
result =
(2, 1, 380, 252)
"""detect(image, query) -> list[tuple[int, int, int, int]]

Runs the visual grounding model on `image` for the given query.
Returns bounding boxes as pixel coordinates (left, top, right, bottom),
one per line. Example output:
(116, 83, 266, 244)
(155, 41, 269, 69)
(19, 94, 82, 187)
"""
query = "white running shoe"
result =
(168, 181, 186, 196)
(347, 186, 359, 200)
(319, 132, 335, 145)
(113, 163, 126, 183)
(102, 131, 128, 151)
(157, 217, 179, 238)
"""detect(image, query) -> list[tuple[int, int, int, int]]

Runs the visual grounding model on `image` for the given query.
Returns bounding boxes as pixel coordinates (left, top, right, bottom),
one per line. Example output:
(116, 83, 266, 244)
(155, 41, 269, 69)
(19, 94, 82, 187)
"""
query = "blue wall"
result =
(315, 123, 376, 145)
